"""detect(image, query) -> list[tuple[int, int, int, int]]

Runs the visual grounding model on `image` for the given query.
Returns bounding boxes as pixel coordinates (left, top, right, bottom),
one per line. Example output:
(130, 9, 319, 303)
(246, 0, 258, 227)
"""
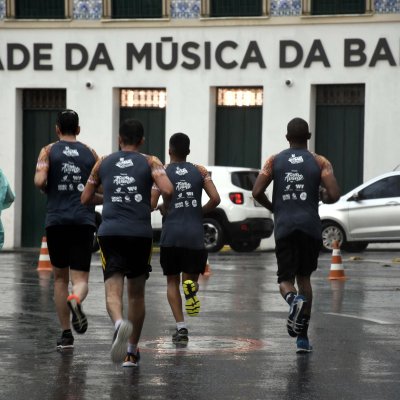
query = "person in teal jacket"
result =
(0, 168, 15, 250)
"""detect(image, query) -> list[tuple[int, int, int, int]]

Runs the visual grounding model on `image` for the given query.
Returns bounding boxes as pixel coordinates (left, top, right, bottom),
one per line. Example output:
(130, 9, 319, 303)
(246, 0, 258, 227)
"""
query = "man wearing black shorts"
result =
(252, 118, 340, 353)
(34, 109, 99, 350)
(81, 119, 173, 367)
(151, 133, 220, 343)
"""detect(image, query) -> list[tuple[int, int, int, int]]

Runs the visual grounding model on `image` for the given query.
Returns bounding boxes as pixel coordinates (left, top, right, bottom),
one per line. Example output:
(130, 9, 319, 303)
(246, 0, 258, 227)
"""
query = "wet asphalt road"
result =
(0, 246, 399, 400)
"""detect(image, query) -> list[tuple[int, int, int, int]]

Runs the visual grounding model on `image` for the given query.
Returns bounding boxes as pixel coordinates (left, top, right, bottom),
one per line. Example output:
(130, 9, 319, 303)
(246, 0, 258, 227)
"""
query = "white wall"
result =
(0, 21, 399, 248)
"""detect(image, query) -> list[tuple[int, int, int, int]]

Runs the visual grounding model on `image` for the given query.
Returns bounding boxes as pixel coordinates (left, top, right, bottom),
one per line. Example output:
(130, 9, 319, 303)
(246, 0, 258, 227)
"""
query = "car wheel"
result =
(343, 241, 368, 253)
(203, 218, 225, 252)
(229, 239, 261, 253)
(321, 221, 346, 252)
(92, 211, 102, 253)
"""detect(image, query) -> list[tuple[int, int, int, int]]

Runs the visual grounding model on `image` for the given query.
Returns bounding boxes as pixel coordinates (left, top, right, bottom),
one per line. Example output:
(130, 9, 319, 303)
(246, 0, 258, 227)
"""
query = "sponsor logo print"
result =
(300, 192, 307, 200)
(77, 183, 85, 192)
(135, 194, 142, 202)
(61, 162, 81, 174)
(288, 154, 304, 164)
(284, 172, 304, 183)
(63, 146, 79, 157)
(176, 181, 192, 192)
(175, 167, 188, 176)
(116, 158, 134, 169)
(113, 175, 135, 186)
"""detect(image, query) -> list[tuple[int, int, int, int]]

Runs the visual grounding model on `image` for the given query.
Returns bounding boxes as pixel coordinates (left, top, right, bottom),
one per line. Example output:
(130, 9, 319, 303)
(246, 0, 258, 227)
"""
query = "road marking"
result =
(325, 312, 392, 325)
(139, 336, 267, 354)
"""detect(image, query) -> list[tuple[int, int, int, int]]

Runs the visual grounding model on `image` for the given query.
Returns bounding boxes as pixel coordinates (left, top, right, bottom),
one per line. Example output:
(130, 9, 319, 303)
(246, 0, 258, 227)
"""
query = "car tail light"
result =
(229, 192, 244, 204)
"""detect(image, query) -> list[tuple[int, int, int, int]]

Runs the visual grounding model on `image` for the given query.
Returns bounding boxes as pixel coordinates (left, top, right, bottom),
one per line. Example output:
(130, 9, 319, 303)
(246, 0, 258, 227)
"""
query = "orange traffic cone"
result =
(328, 240, 346, 280)
(203, 259, 212, 276)
(37, 236, 53, 271)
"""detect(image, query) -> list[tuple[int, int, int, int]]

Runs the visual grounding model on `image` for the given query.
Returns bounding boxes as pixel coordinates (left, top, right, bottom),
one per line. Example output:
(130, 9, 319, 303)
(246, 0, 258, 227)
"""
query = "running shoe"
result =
(67, 294, 88, 334)
(111, 320, 133, 363)
(172, 328, 189, 343)
(287, 295, 307, 336)
(296, 337, 313, 353)
(183, 280, 200, 317)
(122, 349, 141, 367)
(56, 332, 74, 351)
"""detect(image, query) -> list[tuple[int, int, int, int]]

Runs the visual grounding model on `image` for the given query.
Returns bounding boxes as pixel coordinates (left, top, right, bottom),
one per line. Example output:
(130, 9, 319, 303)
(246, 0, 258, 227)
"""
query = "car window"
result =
(231, 171, 258, 190)
(359, 176, 400, 199)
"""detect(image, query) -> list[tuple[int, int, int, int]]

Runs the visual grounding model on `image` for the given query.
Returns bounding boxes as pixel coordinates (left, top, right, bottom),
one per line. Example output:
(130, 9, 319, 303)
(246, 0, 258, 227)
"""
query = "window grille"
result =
(311, 0, 365, 15)
(217, 88, 263, 107)
(15, 0, 65, 19)
(23, 89, 66, 109)
(210, 0, 262, 17)
(111, 0, 162, 18)
(316, 85, 365, 106)
(120, 89, 167, 109)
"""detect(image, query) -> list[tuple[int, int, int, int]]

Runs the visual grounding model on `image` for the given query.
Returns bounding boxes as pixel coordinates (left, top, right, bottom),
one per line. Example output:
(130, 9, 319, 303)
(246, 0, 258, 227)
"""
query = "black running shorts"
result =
(275, 230, 322, 283)
(160, 246, 208, 276)
(46, 224, 95, 271)
(98, 236, 152, 281)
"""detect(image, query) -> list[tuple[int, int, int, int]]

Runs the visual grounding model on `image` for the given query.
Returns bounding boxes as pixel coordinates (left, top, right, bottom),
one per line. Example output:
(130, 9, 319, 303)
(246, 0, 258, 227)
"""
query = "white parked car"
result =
(93, 166, 274, 253)
(319, 170, 400, 252)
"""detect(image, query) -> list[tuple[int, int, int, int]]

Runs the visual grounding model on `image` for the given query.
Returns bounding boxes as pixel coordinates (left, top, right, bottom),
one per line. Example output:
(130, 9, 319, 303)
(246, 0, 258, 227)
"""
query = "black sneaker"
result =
(111, 320, 133, 363)
(172, 328, 189, 343)
(67, 295, 88, 334)
(56, 332, 74, 351)
(183, 280, 200, 317)
(287, 295, 306, 336)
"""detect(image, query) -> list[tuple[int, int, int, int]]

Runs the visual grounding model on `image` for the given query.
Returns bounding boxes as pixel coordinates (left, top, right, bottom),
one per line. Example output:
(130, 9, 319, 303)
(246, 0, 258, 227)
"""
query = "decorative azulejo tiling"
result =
(0, 0, 5, 20)
(375, 0, 400, 13)
(270, 0, 301, 16)
(0, 0, 399, 20)
(73, 0, 102, 20)
(171, 0, 201, 19)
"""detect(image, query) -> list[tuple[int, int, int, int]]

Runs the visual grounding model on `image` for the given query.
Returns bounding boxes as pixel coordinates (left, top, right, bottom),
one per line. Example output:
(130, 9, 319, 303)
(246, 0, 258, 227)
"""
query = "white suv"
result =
(94, 166, 274, 253)
(151, 166, 274, 252)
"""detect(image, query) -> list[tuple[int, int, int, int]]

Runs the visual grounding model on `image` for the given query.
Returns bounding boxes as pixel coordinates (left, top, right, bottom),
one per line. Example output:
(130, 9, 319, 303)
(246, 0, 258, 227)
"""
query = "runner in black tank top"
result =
(34, 109, 99, 350)
(253, 118, 340, 354)
(151, 133, 220, 343)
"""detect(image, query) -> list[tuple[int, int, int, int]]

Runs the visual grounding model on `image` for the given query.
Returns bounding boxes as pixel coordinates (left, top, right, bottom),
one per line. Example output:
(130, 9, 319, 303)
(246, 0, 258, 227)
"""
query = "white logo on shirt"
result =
(176, 167, 188, 176)
(300, 192, 307, 200)
(176, 181, 192, 192)
(135, 194, 142, 202)
(284, 172, 304, 183)
(116, 158, 134, 169)
(113, 175, 135, 186)
(288, 154, 304, 164)
(63, 146, 79, 157)
(61, 162, 81, 174)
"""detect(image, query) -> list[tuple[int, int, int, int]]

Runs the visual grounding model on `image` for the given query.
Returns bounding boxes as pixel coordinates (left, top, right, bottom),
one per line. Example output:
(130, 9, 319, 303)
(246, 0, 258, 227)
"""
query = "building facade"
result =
(1, 0, 399, 248)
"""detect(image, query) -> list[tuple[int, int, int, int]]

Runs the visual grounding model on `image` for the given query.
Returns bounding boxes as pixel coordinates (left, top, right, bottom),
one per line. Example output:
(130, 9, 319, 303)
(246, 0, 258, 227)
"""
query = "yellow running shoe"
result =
(183, 280, 200, 317)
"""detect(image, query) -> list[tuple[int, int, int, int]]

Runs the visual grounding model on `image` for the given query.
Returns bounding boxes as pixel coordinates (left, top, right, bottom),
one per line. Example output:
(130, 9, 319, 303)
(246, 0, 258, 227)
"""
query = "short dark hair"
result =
(286, 118, 311, 142)
(169, 132, 190, 158)
(119, 119, 144, 146)
(56, 109, 79, 134)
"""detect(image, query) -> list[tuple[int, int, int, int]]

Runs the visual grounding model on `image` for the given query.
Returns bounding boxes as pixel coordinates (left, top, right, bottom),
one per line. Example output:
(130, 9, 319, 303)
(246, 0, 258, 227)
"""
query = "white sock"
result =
(177, 321, 187, 331)
(114, 319, 123, 330)
(128, 343, 137, 355)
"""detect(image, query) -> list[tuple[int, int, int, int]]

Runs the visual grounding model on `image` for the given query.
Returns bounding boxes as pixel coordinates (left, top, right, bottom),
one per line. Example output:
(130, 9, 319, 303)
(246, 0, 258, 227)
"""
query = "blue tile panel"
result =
(73, 0, 102, 19)
(0, 0, 5, 19)
(375, 0, 400, 12)
(171, 0, 201, 18)
(270, 0, 302, 16)
(0, 0, 399, 20)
